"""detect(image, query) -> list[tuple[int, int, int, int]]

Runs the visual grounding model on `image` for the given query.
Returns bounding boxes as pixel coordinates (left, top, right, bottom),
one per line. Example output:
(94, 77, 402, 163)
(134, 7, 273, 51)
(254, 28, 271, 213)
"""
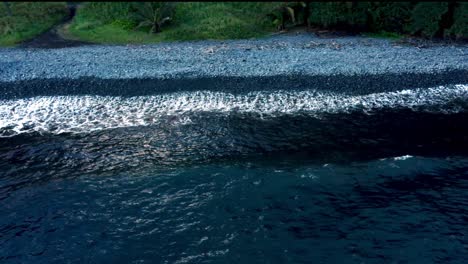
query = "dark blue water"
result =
(1, 85, 468, 263)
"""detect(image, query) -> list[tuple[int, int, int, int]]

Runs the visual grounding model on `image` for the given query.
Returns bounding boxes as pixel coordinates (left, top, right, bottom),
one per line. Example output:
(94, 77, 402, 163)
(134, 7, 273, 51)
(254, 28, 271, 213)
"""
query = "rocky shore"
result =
(0, 33, 467, 99)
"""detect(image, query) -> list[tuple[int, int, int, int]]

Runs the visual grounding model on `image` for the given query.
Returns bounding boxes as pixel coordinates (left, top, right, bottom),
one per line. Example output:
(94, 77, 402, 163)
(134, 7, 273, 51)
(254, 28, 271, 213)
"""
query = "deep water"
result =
(1, 84, 468, 263)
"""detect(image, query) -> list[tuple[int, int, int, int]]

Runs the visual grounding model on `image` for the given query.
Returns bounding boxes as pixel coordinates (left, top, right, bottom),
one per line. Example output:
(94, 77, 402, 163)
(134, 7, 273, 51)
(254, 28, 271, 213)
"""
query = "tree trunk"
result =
(150, 23, 161, 34)
(304, 1, 311, 30)
(437, 2, 456, 39)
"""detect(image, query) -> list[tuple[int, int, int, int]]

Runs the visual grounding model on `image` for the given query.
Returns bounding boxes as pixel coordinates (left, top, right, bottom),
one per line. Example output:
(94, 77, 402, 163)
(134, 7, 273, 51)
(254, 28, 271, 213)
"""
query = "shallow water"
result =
(1, 84, 468, 263)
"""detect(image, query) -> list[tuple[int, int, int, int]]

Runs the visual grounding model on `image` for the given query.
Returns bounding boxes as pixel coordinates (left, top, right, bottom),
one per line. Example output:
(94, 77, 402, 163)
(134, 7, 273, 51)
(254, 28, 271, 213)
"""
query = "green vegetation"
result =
(132, 2, 175, 34)
(367, 2, 413, 33)
(409, 2, 449, 38)
(67, 2, 276, 44)
(307, 2, 468, 39)
(309, 2, 368, 31)
(445, 2, 468, 39)
(363, 31, 404, 40)
(266, 2, 309, 31)
(1, 2, 467, 46)
(0, 2, 68, 46)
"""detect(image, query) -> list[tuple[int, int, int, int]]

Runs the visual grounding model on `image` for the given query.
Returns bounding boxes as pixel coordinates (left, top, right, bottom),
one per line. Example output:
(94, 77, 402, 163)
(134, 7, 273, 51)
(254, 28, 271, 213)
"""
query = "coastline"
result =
(1, 33, 467, 99)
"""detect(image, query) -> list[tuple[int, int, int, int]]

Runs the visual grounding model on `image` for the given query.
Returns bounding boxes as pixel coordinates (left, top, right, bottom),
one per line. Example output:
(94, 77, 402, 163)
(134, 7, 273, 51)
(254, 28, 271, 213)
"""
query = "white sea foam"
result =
(0, 84, 467, 136)
(393, 155, 414, 161)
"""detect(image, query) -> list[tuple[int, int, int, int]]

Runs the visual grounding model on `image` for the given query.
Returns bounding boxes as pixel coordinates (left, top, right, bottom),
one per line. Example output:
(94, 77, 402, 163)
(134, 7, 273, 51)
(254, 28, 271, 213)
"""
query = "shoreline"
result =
(1, 71, 468, 100)
(1, 33, 467, 98)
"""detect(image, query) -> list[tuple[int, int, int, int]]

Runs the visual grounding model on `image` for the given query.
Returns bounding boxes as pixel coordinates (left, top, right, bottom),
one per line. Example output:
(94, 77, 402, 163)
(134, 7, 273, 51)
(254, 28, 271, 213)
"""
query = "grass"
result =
(0, 2, 68, 46)
(66, 22, 166, 44)
(363, 31, 404, 40)
(4, 2, 447, 47)
(67, 2, 278, 44)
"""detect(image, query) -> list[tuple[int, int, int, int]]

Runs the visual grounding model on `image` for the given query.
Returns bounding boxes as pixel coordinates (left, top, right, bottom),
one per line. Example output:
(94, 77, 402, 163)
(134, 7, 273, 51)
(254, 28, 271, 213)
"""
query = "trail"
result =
(18, 3, 92, 49)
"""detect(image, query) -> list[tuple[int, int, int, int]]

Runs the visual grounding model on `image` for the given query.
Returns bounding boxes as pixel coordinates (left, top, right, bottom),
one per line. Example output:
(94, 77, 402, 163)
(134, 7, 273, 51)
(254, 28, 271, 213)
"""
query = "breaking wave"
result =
(1, 84, 467, 137)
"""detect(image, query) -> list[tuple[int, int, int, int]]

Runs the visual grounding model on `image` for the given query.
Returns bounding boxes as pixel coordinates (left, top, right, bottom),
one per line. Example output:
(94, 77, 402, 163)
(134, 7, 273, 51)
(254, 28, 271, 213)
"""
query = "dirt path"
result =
(18, 4, 93, 49)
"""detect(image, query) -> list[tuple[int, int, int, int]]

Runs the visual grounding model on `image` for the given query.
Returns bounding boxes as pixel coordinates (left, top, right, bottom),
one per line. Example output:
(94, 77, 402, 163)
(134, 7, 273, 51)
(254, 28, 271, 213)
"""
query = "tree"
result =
(132, 2, 175, 34)
(267, 2, 308, 31)
(409, 2, 449, 38)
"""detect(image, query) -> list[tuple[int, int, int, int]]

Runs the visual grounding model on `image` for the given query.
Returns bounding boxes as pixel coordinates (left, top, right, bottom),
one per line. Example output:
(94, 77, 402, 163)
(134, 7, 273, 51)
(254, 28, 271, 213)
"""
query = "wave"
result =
(0, 84, 467, 137)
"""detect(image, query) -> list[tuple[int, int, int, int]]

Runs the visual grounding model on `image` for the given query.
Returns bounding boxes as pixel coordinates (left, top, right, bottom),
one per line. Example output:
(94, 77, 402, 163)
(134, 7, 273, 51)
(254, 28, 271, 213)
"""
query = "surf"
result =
(1, 84, 467, 137)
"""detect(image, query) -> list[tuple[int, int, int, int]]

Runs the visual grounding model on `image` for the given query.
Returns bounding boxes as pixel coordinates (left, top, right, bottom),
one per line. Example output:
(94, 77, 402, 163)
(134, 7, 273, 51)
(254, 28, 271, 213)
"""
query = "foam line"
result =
(1, 84, 467, 137)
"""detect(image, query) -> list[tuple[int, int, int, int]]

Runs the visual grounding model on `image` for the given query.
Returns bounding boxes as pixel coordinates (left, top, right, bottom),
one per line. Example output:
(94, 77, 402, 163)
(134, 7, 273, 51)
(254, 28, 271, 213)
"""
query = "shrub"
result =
(445, 2, 468, 39)
(346, 2, 372, 31)
(131, 2, 175, 34)
(308, 2, 369, 31)
(164, 2, 274, 40)
(305, 1, 465, 40)
(111, 19, 136, 31)
(0, 2, 68, 45)
(409, 2, 449, 38)
(368, 2, 414, 33)
(266, 2, 308, 31)
(76, 2, 133, 24)
(309, 2, 348, 28)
